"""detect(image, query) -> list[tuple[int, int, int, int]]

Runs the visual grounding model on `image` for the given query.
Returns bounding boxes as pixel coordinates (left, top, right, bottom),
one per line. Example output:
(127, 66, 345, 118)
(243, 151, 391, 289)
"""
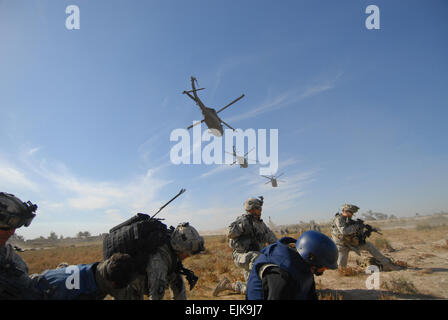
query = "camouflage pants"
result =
(337, 241, 393, 268)
(232, 251, 261, 294)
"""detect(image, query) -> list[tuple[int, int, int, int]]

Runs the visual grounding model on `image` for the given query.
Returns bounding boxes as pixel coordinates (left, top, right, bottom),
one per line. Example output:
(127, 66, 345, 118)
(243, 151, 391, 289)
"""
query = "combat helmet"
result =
(0, 192, 37, 229)
(341, 203, 360, 214)
(170, 222, 205, 254)
(296, 230, 338, 270)
(244, 196, 264, 211)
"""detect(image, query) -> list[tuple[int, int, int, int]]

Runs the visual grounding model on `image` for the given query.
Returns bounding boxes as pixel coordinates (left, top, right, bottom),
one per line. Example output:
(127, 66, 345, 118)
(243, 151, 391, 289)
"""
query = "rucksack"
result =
(102, 213, 171, 273)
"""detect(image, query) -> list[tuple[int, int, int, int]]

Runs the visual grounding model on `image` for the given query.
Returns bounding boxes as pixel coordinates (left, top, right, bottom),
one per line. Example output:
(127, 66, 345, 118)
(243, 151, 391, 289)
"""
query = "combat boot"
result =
(213, 276, 233, 296)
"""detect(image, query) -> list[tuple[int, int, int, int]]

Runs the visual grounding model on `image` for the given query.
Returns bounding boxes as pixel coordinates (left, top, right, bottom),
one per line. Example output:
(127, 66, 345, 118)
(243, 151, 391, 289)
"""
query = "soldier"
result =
(0, 192, 135, 299)
(246, 231, 338, 300)
(331, 203, 401, 271)
(113, 222, 205, 300)
(213, 197, 277, 297)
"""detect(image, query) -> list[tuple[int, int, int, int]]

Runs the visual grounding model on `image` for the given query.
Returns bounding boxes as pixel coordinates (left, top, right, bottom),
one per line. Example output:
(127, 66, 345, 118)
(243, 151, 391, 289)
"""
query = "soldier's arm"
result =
(146, 251, 170, 300)
(261, 266, 296, 300)
(227, 217, 249, 239)
(334, 217, 359, 236)
(169, 273, 186, 300)
(265, 226, 278, 244)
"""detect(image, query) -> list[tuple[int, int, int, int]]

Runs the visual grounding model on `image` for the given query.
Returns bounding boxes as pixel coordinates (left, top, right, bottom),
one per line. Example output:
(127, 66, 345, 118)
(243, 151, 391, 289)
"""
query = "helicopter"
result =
(225, 146, 256, 168)
(261, 173, 285, 187)
(183, 76, 245, 137)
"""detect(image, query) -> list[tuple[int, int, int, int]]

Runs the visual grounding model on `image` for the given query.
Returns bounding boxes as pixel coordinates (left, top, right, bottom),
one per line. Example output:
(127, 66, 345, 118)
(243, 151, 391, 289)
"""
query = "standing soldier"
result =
(213, 197, 277, 296)
(331, 203, 401, 271)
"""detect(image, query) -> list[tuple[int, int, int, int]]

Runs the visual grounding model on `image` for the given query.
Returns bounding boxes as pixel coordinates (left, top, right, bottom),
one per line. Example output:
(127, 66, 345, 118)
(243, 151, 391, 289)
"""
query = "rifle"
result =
(177, 262, 199, 290)
(354, 218, 382, 244)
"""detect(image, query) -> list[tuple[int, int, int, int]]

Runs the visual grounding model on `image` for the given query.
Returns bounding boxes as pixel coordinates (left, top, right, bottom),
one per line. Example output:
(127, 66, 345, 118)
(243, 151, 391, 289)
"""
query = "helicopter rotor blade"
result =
(275, 173, 284, 179)
(265, 181, 271, 185)
(221, 119, 235, 131)
(230, 160, 237, 166)
(244, 147, 255, 157)
(261, 175, 271, 180)
(184, 88, 205, 94)
(216, 94, 245, 114)
(187, 119, 205, 130)
(182, 91, 197, 102)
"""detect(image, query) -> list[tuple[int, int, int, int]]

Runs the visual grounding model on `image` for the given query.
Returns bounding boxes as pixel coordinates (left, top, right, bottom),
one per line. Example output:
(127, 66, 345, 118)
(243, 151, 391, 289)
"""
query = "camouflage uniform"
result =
(111, 222, 204, 300)
(112, 243, 186, 300)
(331, 208, 398, 270)
(227, 213, 277, 294)
(0, 243, 47, 298)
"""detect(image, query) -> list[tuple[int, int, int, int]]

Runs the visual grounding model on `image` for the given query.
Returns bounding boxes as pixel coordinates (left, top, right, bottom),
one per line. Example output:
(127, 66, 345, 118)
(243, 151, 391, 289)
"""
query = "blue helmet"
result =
(296, 230, 338, 269)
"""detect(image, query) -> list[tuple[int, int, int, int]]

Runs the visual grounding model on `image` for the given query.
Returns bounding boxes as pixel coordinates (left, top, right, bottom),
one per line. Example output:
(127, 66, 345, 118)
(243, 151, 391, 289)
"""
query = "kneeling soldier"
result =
(213, 197, 277, 296)
(331, 203, 401, 271)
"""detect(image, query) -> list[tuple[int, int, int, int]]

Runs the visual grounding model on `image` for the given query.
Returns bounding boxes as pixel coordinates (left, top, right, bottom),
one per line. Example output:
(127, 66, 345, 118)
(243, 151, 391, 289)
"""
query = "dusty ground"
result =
(18, 224, 448, 300)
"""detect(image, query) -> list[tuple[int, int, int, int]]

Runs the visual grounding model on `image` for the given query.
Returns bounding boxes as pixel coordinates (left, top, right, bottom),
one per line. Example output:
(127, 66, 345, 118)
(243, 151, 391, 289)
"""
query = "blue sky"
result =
(0, 0, 447, 239)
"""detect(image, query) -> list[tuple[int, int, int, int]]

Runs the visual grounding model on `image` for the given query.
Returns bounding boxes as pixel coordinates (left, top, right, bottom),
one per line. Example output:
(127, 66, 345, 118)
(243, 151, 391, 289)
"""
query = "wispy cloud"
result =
(227, 83, 334, 122)
(27, 147, 41, 156)
(198, 164, 232, 179)
(1, 151, 173, 237)
(0, 158, 37, 191)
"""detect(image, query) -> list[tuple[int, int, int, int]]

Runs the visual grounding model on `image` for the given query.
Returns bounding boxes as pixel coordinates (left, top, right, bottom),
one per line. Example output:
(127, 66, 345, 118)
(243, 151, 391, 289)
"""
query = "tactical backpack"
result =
(102, 213, 172, 273)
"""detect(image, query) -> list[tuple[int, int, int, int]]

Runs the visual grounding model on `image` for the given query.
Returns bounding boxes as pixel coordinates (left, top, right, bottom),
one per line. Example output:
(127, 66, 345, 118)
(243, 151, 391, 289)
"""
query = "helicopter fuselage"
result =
(236, 155, 248, 168)
(271, 179, 278, 187)
(200, 106, 224, 136)
(192, 81, 224, 136)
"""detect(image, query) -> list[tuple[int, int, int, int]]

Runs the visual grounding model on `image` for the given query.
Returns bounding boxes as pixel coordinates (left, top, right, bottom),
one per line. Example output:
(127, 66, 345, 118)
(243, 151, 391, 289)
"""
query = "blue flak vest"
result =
(40, 263, 99, 300)
(246, 237, 315, 300)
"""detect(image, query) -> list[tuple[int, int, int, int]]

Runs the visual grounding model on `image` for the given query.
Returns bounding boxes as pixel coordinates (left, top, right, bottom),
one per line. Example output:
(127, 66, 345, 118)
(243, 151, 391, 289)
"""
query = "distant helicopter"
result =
(183, 76, 245, 137)
(226, 146, 255, 168)
(261, 173, 285, 187)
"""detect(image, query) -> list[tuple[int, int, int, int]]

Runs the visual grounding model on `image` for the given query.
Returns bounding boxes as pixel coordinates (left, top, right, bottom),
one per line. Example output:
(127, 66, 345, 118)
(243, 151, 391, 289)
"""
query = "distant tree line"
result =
(360, 210, 397, 220)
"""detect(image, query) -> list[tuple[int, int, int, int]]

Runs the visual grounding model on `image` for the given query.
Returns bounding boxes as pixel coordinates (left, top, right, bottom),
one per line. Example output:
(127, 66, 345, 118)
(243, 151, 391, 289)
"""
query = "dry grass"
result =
(18, 245, 102, 274)
(317, 291, 343, 300)
(416, 223, 434, 231)
(337, 266, 364, 277)
(391, 259, 410, 268)
(379, 294, 397, 300)
(417, 268, 433, 275)
(382, 277, 419, 295)
(433, 239, 448, 250)
(374, 238, 395, 251)
(15, 224, 448, 300)
(419, 253, 436, 258)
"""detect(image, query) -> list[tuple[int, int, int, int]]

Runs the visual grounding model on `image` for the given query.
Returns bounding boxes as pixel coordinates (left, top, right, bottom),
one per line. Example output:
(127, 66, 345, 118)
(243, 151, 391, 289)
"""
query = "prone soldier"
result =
(0, 192, 135, 300)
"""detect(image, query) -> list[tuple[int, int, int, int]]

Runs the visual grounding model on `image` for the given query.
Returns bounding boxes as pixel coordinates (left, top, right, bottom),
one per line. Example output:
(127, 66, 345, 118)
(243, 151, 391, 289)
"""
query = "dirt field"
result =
(18, 223, 448, 300)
